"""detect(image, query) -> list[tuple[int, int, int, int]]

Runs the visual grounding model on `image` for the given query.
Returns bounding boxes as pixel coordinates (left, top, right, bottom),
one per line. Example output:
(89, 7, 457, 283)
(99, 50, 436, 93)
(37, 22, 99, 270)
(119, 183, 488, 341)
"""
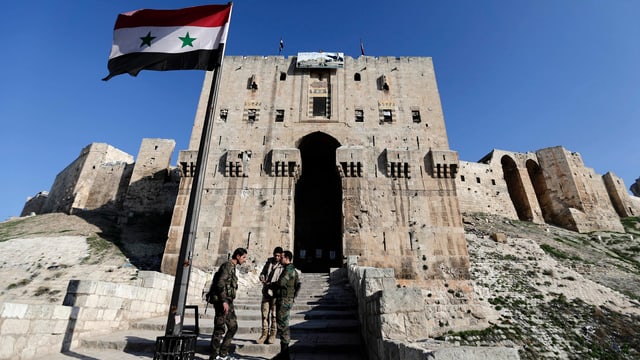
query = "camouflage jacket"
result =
(214, 260, 238, 304)
(274, 263, 300, 302)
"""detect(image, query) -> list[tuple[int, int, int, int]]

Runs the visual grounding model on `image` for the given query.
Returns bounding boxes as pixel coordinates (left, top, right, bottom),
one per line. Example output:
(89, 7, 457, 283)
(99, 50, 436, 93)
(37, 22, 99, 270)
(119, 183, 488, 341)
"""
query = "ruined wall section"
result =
(536, 147, 623, 233)
(456, 159, 518, 218)
(603, 172, 640, 217)
(41, 143, 134, 214)
(122, 139, 179, 215)
(162, 55, 470, 286)
(631, 178, 640, 197)
(20, 192, 49, 217)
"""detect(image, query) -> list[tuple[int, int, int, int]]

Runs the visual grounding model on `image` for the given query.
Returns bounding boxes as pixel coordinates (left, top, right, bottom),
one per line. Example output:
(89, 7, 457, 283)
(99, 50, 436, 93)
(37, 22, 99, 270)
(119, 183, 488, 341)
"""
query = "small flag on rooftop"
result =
(279, 38, 284, 55)
(360, 39, 365, 56)
(103, 3, 232, 81)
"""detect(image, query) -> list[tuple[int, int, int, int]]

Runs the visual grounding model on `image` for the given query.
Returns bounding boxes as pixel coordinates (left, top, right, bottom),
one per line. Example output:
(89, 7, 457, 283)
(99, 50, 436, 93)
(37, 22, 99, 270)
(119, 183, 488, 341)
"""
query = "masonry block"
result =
(0, 303, 28, 319)
(1, 319, 30, 334)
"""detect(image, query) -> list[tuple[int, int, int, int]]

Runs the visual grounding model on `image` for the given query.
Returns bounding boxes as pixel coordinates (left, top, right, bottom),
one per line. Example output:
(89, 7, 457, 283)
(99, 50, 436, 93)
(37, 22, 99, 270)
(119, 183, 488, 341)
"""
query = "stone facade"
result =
(161, 55, 470, 289)
(457, 147, 639, 233)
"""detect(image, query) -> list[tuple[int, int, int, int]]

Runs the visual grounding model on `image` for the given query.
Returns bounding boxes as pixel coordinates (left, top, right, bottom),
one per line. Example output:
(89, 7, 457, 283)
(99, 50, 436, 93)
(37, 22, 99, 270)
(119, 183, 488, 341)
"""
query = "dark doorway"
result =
(294, 132, 342, 273)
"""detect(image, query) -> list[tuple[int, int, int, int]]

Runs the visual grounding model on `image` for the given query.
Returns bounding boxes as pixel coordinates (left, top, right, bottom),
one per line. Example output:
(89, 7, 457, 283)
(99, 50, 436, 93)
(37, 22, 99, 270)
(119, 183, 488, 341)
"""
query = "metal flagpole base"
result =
(153, 335, 197, 360)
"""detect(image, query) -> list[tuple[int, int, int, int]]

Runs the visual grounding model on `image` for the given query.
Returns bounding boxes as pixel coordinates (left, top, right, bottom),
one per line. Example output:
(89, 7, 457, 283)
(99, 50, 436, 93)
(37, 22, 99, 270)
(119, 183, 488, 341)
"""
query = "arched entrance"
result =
(501, 155, 533, 221)
(294, 132, 342, 273)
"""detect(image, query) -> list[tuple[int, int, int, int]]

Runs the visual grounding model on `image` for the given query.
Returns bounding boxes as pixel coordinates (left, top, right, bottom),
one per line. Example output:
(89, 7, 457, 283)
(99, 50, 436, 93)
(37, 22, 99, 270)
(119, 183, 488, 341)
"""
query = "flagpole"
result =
(163, 43, 228, 338)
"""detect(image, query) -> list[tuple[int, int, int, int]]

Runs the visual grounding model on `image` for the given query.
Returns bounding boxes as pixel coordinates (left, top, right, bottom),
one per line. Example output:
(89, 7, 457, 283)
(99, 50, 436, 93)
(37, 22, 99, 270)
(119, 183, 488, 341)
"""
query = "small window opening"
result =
(412, 110, 421, 123)
(383, 110, 393, 122)
(220, 109, 228, 121)
(460, 175, 465, 182)
(280, 72, 287, 81)
(313, 97, 327, 117)
(354, 73, 361, 81)
(248, 109, 257, 122)
(491, 179, 496, 185)
(476, 177, 481, 184)
(355, 109, 364, 122)
(275, 109, 285, 122)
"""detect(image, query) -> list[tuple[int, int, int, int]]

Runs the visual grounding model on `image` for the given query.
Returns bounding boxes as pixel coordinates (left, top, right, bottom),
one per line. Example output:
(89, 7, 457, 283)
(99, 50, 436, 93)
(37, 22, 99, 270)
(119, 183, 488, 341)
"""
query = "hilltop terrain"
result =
(0, 212, 639, 359)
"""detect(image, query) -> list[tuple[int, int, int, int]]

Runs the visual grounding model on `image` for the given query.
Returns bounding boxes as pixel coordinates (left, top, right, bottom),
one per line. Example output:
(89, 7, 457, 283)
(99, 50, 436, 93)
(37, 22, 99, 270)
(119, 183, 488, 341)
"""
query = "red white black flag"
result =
(103, 4, 232, 81)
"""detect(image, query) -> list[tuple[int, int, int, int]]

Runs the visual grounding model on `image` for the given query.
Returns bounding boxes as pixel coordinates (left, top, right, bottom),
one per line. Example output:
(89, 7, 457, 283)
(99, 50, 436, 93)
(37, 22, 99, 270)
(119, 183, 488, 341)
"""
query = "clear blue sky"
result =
(1, 1, 639, 221)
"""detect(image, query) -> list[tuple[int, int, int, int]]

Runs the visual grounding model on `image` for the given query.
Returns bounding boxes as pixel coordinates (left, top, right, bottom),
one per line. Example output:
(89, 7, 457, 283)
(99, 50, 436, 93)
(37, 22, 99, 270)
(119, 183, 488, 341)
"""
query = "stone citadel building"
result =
(23, 54, 640, 285)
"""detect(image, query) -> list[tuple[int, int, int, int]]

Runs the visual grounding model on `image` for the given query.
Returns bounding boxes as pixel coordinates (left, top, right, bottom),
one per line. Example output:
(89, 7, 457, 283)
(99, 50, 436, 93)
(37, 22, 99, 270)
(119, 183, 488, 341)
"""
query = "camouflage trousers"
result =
(210, 301, 237, 357)
(276, 299, 293, 345)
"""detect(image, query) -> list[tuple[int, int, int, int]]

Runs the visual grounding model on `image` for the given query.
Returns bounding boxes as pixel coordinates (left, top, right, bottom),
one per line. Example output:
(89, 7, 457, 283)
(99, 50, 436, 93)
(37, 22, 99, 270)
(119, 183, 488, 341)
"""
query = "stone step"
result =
(133, 316, 361, 335)
(57, 271, 367, 359)
(74, 328, 365, 359)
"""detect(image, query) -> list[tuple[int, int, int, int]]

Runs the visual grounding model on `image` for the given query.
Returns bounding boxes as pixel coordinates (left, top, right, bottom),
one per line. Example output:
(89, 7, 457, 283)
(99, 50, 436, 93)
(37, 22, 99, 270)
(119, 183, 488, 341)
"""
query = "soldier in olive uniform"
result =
(209, 248, 248, 360)
(271, 250, 300, 360)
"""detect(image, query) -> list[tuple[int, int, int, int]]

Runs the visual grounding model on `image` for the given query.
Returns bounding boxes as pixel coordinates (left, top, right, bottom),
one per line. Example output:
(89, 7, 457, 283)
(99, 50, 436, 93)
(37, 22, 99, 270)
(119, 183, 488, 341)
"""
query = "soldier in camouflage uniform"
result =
(209, 248, 248, 360)
(271, 250, 300, 360)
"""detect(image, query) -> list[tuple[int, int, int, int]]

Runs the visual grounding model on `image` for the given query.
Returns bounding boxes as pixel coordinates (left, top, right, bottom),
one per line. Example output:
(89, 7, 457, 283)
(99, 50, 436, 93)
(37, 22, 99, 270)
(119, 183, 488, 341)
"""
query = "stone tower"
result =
(161, 54, 469, 286)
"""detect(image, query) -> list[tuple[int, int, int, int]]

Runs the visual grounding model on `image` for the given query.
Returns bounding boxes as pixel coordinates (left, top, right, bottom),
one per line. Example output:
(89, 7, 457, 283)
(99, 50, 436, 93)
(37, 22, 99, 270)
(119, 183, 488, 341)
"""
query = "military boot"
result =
(266, 325, 277, 344)
(256, 328, 268, 344)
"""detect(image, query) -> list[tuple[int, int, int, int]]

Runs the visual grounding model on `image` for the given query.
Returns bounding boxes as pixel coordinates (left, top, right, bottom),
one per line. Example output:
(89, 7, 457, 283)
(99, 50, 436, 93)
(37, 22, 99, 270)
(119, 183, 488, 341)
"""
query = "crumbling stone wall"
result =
(121, 138, 179, 216)
(603, 172, 640, 217)
(20, 191, 48, 217)
(536, 147, 624, 233)
(457, 147, 632, 234)
(630, 178, 640, 197)
(40, 143, 133, 215)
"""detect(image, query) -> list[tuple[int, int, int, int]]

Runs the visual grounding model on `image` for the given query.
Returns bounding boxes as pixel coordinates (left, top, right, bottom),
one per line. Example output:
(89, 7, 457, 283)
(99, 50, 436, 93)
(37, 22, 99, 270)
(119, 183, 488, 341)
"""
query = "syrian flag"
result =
(103, 4, 232, 81)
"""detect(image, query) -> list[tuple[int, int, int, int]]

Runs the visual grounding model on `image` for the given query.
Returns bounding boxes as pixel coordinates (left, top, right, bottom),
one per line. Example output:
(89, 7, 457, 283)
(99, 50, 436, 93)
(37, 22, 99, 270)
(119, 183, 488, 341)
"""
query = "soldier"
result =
(271, 250, 301, 360)
(257, 246, 284, 344)
(209, 247, 248, 360)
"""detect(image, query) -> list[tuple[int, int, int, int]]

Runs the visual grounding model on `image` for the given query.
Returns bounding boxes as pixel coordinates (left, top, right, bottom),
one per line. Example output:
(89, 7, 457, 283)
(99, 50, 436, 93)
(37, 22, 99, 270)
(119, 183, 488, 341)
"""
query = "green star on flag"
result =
(103, 4, 232, 81)
(140, 32, 155, 47)
(179, 32, 196, 48)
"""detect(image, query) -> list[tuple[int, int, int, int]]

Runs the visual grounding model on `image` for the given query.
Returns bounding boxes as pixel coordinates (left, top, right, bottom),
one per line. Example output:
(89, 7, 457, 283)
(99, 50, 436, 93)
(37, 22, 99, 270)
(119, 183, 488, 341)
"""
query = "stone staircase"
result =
(44, 271, 367, 359)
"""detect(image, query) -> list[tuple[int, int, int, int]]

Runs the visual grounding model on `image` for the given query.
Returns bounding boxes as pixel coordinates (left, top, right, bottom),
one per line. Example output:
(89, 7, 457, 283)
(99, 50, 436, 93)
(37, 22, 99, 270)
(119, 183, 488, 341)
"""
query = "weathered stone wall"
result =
(631, 178, 640, 197)
(20, 191, 48, 217)
(0, 270, 178, 360)
(122, 138, 179, 215)
(536, 147, 624, 233)
(162, 55, 470, 287)
(344, 257, 518, 360)
(40, 143, 134, 214)
(457, 147, 632, 234)
(603, 172, 640, 217)
(456, 159, 518, 218)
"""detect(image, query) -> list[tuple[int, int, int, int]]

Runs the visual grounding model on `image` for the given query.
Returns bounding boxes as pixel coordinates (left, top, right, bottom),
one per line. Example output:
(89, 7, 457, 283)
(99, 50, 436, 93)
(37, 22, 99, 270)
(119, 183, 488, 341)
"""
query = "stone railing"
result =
(344, 256, 520, 360)
(0, 269, 211, 360)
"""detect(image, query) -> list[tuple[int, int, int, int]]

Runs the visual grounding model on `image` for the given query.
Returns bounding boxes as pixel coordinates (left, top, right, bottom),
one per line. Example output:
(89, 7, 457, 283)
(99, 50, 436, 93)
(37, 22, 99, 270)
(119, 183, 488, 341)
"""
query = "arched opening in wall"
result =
(501, 155, 533, 221)
(526, 159, 553, 223)
(294, 132, 342, 273)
